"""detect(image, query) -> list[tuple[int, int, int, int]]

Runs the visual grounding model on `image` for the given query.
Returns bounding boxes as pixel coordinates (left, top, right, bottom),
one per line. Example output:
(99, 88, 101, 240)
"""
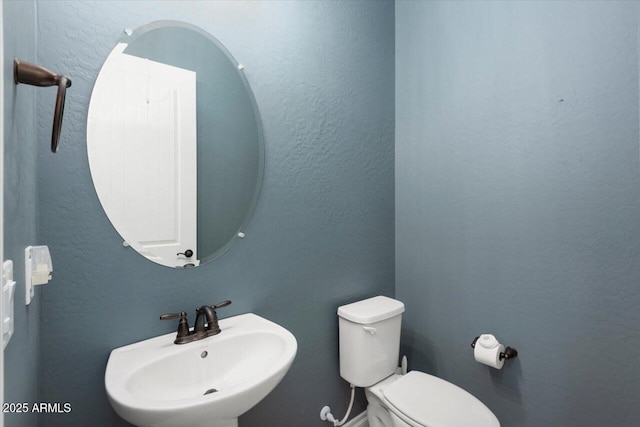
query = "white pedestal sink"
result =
(105, 313, 297, 427)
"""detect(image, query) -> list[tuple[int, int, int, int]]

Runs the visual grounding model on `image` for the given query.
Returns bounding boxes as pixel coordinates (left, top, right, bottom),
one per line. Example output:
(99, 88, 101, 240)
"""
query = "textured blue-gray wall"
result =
(396, 1, 640, 426)
(3, 1, 40, 426)
(36, 1, 394, 426)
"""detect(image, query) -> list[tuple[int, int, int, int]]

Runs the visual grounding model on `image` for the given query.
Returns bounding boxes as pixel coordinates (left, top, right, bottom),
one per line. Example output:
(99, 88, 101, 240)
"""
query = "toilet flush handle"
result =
(362, 326, 377, 335)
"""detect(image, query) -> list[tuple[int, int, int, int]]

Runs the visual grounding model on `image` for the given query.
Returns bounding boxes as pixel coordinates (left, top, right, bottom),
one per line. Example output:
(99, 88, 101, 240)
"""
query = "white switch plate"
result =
(2, 260, 16, 349)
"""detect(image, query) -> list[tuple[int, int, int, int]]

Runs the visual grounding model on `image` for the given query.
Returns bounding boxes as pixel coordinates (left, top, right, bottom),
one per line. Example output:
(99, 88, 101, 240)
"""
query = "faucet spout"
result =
(194, 306, 216, 333)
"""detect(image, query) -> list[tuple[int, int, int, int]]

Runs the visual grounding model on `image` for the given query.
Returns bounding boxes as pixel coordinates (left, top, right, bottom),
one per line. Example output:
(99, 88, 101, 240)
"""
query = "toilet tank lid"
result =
(338, 296, 405, 324)
(382, 371, 500, 427)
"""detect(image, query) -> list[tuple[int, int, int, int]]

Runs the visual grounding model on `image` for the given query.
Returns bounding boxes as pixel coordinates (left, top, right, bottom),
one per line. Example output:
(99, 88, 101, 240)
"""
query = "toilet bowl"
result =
(367, 402, 394, 427)
(365, 374, 399, 427)
(338, 296, 500, 427)
(366, 371, 499, 427)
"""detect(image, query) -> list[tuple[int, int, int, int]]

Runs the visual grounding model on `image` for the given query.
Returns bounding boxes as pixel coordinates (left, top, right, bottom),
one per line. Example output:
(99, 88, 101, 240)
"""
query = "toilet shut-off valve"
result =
(320, 384, 356, 426)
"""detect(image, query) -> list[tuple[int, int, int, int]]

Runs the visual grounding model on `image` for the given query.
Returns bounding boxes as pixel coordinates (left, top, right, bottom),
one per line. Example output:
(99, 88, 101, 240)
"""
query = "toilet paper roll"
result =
(474, 335, 505, 369)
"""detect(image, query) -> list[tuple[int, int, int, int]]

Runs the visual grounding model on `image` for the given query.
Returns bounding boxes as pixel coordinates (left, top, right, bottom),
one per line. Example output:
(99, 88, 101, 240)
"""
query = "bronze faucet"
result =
(160, 300, 232, 344)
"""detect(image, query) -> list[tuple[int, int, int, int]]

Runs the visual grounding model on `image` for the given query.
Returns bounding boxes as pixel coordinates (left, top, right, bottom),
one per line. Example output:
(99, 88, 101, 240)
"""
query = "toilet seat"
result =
(382, 371, 500, 427)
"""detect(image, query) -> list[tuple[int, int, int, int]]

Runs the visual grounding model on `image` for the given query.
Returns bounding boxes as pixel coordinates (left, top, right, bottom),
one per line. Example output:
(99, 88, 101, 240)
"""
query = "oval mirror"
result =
(87, 21, 264, 268)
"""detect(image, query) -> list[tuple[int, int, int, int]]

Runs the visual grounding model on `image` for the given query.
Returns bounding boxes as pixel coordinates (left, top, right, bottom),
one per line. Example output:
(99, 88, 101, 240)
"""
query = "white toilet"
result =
(338, 296, 500, 427)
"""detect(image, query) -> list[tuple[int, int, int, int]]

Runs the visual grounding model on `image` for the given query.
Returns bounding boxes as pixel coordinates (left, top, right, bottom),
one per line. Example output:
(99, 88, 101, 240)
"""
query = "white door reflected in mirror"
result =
(89, 44, 198, 267)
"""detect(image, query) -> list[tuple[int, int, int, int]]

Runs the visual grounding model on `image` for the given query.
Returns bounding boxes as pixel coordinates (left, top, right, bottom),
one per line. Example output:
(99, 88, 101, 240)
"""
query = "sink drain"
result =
(204, 388, 218, 396)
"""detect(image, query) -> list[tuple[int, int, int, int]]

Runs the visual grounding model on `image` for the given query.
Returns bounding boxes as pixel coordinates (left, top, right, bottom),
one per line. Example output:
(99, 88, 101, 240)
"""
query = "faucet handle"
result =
(160, 312, 186, 320)
(212, 300, 232, 310)
(160, 311, 190, 341)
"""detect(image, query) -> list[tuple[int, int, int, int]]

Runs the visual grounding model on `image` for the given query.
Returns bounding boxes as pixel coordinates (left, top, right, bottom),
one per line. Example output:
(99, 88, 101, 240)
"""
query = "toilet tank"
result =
(338, 296, 405, 387)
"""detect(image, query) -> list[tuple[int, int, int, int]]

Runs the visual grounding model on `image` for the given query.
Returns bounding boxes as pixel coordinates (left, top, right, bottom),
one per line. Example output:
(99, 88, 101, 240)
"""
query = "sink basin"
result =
(105, 313, 297, 427)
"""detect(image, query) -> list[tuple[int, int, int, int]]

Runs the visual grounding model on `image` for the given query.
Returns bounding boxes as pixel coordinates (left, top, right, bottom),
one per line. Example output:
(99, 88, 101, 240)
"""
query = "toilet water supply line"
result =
(320, 356, 408, 425)
(320, 384, 356, 426)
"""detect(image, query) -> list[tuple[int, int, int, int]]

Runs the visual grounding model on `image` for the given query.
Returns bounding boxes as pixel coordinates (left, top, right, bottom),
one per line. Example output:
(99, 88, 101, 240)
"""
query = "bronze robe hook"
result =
(14, 59, 72, 153)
